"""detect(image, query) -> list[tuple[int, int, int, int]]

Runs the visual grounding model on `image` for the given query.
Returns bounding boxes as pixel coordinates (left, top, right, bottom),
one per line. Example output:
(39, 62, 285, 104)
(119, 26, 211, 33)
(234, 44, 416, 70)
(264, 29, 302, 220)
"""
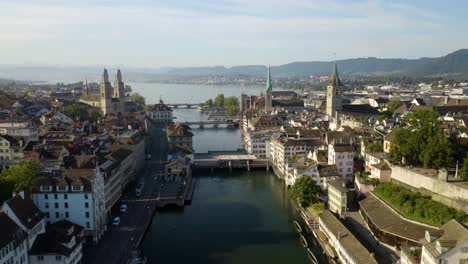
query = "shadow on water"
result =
(142, 172, 312, 264)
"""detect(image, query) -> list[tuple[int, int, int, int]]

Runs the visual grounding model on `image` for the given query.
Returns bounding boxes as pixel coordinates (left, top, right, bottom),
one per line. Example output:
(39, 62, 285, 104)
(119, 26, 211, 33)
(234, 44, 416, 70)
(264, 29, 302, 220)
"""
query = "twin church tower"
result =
(80, 69, 128, 115)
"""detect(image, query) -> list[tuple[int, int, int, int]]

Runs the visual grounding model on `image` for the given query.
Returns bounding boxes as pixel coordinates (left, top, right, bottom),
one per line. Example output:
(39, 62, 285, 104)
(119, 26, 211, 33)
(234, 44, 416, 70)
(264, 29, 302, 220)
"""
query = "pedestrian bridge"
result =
(184, 120, 240, 128)
(166, 103, 199, 108)
(193, 151, 270, 171)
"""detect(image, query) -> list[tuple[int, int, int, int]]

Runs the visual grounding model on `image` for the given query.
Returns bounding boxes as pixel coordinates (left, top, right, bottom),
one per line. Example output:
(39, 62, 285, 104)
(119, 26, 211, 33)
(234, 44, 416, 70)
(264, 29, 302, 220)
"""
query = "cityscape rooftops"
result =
(4, 193, 46, 229)
(422, 219, 468, 258)
(0, 212, 27, 249)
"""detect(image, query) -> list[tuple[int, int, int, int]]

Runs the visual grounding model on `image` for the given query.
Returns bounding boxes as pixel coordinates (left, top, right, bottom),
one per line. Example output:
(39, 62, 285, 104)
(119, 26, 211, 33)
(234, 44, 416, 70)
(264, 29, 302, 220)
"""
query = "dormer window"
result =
(40, 185, 52, 192)
(72, 186, 83, 192)
(57, 186, 68, 192)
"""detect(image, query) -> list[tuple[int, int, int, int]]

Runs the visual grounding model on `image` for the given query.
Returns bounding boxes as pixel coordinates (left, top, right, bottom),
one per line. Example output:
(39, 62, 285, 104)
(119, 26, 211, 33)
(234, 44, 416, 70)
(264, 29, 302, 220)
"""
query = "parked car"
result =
(112, 217, 121, 226)
(120, 204, 127, 213)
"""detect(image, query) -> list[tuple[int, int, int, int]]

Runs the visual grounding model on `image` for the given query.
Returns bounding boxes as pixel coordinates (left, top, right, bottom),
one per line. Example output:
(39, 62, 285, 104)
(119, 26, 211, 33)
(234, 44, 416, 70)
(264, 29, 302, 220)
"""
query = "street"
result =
(83, 123, 168, 264)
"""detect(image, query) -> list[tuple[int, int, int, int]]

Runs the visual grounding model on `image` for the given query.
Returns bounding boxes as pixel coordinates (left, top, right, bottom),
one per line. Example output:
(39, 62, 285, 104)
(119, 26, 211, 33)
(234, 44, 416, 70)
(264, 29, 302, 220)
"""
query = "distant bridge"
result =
(166, 103, 199, 108)
(184, 120, 240, 128)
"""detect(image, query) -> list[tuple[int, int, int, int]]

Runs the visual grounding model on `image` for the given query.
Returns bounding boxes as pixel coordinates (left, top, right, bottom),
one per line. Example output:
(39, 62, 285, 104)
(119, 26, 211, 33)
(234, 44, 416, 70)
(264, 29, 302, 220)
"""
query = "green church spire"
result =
(266, 65, 272, 92)
(329, 63, 343, 87)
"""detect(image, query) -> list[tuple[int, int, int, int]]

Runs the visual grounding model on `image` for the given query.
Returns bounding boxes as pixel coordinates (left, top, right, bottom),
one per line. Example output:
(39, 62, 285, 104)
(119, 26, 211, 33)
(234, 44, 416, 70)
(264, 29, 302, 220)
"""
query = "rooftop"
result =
(320, 210, 377, 264)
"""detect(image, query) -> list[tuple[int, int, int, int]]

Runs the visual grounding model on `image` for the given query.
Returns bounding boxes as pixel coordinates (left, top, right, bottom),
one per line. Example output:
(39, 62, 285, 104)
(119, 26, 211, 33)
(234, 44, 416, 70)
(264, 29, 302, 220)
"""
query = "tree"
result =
(460, 157, 468, 180)
(367, 142, 383, 153)
(130, 93, 146, 107)
(204, 99, 213, 107)
(65, 104, 88, 121)
(0, 160, 41, 197)
(387, 100, 403, 114)
(289, 177, 321, 207)
(224, 96, 238, 107)
(226, 105, 239, 117)
(389, 110, 455, 168)
(214, 94, 224, 108)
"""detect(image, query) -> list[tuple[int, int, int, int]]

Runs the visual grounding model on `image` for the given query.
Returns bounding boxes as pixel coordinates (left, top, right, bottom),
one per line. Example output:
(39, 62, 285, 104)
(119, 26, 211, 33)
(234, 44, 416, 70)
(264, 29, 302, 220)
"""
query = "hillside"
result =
(1, 49, 468, 82)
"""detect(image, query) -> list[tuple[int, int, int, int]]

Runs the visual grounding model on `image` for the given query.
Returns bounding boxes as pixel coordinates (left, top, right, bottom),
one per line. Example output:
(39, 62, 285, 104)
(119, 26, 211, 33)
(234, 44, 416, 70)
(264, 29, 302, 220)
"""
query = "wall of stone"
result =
(390, 165, 468, 213)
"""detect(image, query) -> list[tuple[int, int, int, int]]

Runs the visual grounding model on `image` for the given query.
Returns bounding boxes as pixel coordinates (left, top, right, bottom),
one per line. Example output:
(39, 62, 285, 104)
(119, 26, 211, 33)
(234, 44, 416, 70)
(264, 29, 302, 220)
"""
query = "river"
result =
(131, 83, 325, 263)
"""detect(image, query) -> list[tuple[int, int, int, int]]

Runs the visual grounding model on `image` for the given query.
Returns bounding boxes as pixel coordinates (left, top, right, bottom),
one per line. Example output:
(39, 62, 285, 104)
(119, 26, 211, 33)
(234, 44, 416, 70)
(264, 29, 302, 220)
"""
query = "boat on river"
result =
(294, 220, 303, 233)
(300, 234, 308, 248)
(307, 248, 318, 264)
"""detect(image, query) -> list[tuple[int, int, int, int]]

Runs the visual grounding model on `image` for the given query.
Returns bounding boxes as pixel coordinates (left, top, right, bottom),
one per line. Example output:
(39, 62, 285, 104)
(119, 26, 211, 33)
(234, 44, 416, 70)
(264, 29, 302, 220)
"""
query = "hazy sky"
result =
(1, 0, 467, 67)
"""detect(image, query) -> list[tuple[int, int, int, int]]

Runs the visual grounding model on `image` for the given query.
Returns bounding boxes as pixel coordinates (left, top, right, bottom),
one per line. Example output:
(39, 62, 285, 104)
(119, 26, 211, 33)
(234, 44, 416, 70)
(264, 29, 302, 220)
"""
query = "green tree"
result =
(0, 160, 41, 197)
(89, 111, 102, 123)
(226, 105, 239, 117)
(214, 94, 225, 108)
(224, 96, 238, 107)
(386, 100, 403, 113)
(130, 93, 146, 107)
(460, 157, 468, 180)
(289, 177, 321, 207)
(65, 104, 89, 121)
(367, 142, 383, 153)
(204, 98, 213, 107)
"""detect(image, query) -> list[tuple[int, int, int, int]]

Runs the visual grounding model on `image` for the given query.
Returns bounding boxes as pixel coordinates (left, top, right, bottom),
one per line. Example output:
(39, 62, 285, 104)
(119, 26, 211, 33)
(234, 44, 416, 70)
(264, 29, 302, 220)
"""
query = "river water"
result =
(132, 83, 325, 263)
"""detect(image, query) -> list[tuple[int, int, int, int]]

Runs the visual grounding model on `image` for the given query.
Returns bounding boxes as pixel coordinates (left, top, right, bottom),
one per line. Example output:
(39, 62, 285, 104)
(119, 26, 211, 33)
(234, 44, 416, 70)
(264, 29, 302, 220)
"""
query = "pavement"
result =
(82, 123, 168, 264)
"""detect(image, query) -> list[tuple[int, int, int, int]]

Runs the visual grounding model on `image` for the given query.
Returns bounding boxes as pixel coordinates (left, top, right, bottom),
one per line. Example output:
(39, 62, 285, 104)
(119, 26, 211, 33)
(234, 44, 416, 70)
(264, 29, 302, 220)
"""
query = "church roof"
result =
(80, 94, 101, 102)
(266, 65, 272, 92)
(329, 63, 344, 87)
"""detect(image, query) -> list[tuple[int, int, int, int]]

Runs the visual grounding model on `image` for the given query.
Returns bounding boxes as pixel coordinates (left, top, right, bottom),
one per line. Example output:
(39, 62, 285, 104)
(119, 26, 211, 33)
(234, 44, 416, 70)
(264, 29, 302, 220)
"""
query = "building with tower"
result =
(79, 68, 129, 115)
(326, 63, 343, 117)
(265, 65, 273, 113)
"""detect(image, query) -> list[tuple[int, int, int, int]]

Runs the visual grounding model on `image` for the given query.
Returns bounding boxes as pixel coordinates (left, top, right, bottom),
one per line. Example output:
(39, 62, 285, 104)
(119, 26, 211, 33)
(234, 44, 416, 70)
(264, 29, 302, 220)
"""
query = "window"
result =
(85, 202, 89, 208)
(44, 194, 48, 199)
(85, 212, 89, 218)
(64, 194, 68, 199)
(37, 256, 44, 261)
(86, 222, 90, 228)
(64, 203, 68, 208)
(85, 194, 88, 199)
(65, 212, 69, 218)
(54, 203, 58, 209)
(45, 203, 49, 209)
(55, 212, 59, 218)
(54, 194, 58, 199)
(55, 256, 62, 261)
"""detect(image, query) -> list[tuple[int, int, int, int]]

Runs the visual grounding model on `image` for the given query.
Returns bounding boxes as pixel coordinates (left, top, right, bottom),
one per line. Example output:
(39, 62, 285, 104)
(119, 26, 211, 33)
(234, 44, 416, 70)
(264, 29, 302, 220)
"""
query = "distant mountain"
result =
(164, 49, 468, 79)
(1, 49, 468, 82)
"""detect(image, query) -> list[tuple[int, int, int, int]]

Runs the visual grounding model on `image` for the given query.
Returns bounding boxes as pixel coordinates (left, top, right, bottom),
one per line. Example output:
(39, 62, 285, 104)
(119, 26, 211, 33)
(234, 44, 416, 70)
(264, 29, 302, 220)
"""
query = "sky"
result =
(1, 0, 468, 68)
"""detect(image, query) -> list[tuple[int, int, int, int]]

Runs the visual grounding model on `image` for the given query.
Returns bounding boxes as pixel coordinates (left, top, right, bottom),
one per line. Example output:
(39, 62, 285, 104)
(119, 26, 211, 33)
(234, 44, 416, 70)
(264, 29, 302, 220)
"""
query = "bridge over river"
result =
(184, 119, 240, 128)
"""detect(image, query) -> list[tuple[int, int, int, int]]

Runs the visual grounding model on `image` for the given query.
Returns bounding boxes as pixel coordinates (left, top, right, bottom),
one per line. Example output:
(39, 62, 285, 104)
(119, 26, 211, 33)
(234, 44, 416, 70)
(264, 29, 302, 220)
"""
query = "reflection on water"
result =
(142, 172, 310, 264)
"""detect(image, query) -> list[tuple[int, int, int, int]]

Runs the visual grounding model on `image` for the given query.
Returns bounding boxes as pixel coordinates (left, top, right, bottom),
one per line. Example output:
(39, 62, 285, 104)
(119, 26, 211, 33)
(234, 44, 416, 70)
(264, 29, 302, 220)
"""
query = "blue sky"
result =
(1, 0, 467, 67)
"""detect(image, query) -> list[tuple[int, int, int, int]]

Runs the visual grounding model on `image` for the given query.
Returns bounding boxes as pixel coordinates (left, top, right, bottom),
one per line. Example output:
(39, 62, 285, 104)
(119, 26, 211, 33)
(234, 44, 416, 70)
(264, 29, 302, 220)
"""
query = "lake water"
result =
(128, 82, 264, 105)
(132, 82, 325, 263)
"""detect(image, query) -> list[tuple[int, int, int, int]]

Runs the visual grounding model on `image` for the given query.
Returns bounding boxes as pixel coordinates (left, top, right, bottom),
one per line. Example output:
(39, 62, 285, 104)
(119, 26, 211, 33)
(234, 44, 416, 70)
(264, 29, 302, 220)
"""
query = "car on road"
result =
(146, 154, 152, 160)
(120, 204, 127, 213)
(112, 217, 121, 226)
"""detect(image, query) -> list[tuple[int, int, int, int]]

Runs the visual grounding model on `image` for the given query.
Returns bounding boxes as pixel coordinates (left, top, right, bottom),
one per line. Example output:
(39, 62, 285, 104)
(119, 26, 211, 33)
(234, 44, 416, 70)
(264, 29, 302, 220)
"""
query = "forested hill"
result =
(164, 49, 468, 79)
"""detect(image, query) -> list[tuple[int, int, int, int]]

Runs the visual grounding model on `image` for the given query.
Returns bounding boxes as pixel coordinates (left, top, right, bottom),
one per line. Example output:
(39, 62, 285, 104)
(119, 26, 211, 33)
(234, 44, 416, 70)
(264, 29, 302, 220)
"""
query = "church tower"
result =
(100, 68, 113, 115)
(326, 63, 343, 117)
(265, 65, 273, 112)
(114, 69, 125, 99)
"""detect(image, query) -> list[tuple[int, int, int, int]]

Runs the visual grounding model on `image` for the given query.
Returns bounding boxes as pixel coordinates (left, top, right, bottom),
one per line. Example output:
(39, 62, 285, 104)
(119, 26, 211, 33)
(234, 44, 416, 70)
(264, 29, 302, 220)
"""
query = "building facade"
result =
(328, 144, 354, 181)
(148, 100, 173, 124)
(32, 169, 106, 243)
